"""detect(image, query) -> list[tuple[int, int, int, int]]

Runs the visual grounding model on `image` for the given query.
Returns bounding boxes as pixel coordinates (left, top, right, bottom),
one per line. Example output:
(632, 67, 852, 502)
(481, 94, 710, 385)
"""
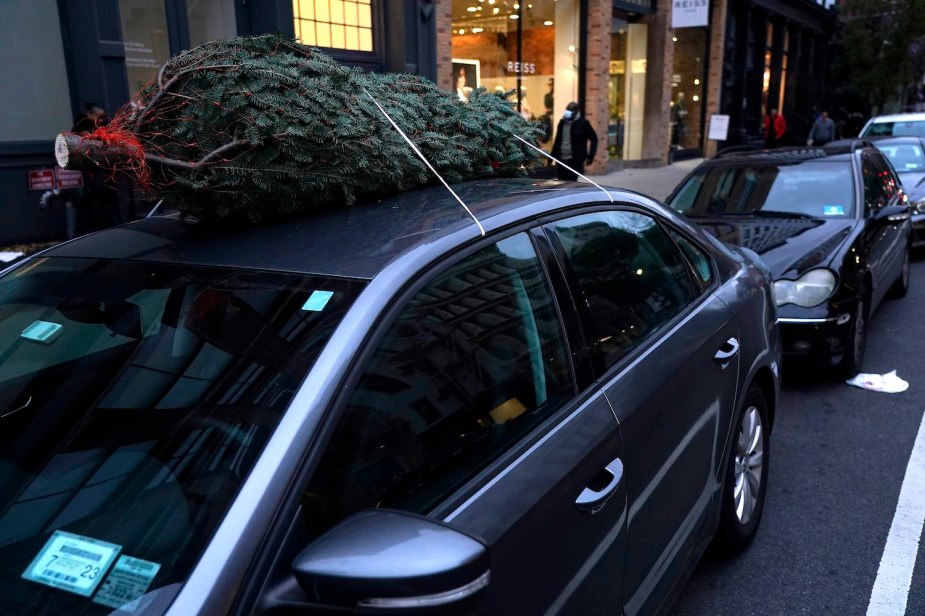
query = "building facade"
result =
(1, 0, 834, 243)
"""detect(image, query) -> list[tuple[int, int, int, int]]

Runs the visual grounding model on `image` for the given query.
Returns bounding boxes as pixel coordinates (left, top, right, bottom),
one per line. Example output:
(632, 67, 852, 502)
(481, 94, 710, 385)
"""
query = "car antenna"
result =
(512, 135, 614, 203)
(145, 199, 164, 218)
(362, 88, 486, 237)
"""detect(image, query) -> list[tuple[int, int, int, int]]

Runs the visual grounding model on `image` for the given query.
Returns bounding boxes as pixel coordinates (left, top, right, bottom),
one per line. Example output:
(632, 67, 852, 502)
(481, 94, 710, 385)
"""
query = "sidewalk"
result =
(591, 158, 703, 202)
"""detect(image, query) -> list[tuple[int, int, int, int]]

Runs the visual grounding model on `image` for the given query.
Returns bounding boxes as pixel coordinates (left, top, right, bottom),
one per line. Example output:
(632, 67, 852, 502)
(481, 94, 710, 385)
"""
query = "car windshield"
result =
(863, 120, 925, 137)
(669, 161, 855, 219)
(876, 141, 925, 173)
(0, 257, 364, 614)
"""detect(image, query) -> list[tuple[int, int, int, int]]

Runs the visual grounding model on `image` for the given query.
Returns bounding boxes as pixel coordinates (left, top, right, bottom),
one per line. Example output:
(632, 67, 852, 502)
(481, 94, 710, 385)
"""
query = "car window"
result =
(0, 258, 364, 615)
(547, 211, 697, 368)
(669, 229, 714, 287)
(877, 142, 925, 173)
(863, 152, 899, 210)
(863, 120, 925, 137)
(303, 233, 572, 536)
(669, 162, 855, 219)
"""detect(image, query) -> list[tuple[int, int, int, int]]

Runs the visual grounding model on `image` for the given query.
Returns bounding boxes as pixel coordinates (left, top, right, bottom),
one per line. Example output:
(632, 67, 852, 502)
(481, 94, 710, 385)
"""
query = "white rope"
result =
(145, 199, 164, 218)
(362, 88, 486, 237)
(513, 135, 614, 203)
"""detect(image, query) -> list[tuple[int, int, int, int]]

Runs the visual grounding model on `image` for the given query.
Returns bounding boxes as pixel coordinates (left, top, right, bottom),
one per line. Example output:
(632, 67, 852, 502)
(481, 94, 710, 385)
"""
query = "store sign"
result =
(506, 61, 537, 74)
(708, 114, 730, 141)
(55, 169, 84, 189)
(672, 0, 709, 28)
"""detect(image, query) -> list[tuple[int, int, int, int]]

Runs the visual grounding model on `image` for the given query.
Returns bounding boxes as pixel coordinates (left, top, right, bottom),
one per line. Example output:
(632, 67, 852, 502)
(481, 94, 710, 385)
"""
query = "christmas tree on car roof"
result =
(56, 34, 544, 222)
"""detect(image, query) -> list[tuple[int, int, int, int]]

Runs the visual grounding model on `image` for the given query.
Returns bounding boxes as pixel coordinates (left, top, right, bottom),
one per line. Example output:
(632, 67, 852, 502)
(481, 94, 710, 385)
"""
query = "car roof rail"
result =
(713, 144, 763, 159)
(822, 138, 874, 154)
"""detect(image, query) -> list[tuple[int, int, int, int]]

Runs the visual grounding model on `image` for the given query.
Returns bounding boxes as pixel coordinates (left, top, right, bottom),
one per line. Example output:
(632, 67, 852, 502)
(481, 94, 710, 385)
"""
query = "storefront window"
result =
(0, 0, 72, 141)
(609, 19, 647, 160)
(119, 0, 172, 93)
(450, 0, 580, 150)
(670, 27, 707, 153)
(188, 0, 238, 48)
(293, 0, 374, 52)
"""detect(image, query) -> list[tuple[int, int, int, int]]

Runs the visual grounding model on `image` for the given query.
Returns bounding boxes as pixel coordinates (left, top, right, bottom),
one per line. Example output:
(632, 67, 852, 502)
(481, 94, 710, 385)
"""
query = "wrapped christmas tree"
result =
(55, 34, 544, 221)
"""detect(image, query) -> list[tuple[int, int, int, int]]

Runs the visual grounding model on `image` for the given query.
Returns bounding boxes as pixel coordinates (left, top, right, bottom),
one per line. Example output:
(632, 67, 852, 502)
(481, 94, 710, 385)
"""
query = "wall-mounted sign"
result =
(28, 169, 55, 191)
(55, 169, 84, 189)
(506, 61, 537, 75)
(672, 0, 709, 28)
(708, 114, 730, 141)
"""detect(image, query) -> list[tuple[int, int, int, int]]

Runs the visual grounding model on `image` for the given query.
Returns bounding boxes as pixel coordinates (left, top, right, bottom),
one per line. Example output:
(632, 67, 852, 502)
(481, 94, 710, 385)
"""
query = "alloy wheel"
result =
(734, 405, 764, 525)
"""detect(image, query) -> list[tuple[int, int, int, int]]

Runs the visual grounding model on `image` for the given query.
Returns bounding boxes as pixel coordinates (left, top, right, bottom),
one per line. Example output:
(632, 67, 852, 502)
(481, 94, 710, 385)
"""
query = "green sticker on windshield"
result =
(823, 205, 845, 216)
(22, 531, 121, 597)
(302, 290, 334, 312)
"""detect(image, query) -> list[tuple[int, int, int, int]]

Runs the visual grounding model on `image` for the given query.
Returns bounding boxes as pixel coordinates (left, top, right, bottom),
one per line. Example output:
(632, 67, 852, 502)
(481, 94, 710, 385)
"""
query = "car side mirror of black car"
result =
(871, 204, 911, 224)
(291, 510, 490, 614)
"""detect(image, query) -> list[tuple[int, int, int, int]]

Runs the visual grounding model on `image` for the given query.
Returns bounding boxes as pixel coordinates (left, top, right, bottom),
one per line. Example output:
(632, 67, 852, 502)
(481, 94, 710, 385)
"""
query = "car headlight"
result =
(773, 269, 837, 307)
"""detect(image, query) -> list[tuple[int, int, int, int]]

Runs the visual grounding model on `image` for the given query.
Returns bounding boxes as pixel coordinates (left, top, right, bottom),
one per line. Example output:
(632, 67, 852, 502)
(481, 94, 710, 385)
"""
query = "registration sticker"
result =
(823, 205, 845, 216)
(92, 555, 162, 611)
(22, 531, 121, 596)
(302, 290, 334, 312)
(21, 320, 63, 344)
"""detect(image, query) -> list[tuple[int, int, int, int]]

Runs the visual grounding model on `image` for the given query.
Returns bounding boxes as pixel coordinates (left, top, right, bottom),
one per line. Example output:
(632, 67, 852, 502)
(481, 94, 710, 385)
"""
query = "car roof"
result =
(868, 112, 925, 123)
(707, 146, 855, 165)
(42, 179, 620, 279)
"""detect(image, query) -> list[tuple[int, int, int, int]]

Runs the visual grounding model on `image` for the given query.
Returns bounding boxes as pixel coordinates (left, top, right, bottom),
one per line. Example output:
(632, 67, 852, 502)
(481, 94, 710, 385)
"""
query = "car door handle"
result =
(714, 337, 739, 364)
(575, 458, 623, 514)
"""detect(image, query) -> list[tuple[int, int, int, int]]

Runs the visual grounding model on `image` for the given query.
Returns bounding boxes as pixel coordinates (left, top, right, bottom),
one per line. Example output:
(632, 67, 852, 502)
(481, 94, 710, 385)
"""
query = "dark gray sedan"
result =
(0, 179, 780, 615)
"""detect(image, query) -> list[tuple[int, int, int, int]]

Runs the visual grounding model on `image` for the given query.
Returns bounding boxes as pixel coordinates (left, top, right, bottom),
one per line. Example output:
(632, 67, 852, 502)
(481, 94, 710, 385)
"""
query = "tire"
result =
(838, 285, 869, 379)
(888, 244, 911, 299)
(714, 384, 770, 555)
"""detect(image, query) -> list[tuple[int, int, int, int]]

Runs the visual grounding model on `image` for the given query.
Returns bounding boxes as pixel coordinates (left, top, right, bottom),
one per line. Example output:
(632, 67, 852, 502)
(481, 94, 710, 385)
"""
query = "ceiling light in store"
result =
(493, 7, 499, 13)
(459, 28, 466, 34)
(568, 45, 576, 52)
(513, 3, 520, 8)
(544, 20, 553, 25)
(692, 95, 700, 102)
(672, 36, 677, 42)
(694, 78, 700, 85)
(528, 4, 533, 8)
(467, 6, 477, 12)
(510, 14, 519, 19)
(488, 0, 495, 3)
(472, 27, 484, 33)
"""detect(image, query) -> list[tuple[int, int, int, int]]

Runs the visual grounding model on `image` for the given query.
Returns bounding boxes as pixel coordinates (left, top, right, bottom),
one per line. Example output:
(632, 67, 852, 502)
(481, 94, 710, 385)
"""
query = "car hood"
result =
(902, 172, 925, 200)
(690, 216, 856, 278)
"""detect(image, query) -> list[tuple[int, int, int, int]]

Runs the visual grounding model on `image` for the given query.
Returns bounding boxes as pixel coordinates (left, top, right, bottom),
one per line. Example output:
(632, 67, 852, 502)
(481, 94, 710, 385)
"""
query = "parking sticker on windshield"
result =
(22, 531, 121, 596)
(302, 290, 334, 312)
(92, 555, 162, 611)
(823, 205, 845, 216)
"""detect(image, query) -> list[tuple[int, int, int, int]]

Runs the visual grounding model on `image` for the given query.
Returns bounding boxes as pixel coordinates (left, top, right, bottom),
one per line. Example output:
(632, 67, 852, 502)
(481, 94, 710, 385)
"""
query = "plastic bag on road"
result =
(846, 370, 909, 394)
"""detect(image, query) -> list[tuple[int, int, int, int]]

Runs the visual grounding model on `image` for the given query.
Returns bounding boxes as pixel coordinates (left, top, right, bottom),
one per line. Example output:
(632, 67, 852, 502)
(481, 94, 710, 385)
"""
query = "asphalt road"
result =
(671, 255, 925, 615)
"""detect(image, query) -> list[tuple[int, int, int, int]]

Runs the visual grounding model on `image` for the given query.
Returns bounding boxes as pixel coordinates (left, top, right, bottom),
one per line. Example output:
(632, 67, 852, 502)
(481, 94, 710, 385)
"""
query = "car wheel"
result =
(839, 286, 868, 378)
(888, 244, 910, 299)
(714, 384, 769, 555)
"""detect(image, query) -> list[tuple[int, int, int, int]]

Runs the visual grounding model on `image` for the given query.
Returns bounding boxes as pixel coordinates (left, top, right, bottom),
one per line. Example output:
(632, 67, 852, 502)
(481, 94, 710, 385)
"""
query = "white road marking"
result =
(867, 409, 925, 616)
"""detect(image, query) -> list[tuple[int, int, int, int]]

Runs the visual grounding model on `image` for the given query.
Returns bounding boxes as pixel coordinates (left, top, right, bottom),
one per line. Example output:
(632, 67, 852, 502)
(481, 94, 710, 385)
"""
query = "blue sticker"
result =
(823, 205, 845, 216)
(302, 290, 334, 312)
(22, 531, 121, 597)
(21, 320, 63, 344)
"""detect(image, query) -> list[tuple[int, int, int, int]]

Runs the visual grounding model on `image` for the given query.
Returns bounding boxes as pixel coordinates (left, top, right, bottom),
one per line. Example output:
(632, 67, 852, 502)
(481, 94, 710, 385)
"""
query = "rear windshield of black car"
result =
(0, 257, 364, 615)
(669, 161, 855, 219)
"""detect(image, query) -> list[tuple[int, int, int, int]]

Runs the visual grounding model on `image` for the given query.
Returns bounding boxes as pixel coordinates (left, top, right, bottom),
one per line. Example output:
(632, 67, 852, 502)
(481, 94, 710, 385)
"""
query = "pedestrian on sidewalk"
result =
(808, 110, 836, 146)
(763, 108, 787, 148)
(551, 101, 598, 181)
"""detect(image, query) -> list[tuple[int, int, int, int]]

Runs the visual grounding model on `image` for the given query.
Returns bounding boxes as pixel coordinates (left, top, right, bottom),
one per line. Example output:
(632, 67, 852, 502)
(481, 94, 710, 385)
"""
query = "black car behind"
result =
(667, 142, 911, 376)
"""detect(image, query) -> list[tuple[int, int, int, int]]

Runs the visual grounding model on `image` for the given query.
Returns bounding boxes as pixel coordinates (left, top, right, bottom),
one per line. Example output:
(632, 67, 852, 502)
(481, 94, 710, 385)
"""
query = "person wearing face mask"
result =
(551, 101, 598, 181)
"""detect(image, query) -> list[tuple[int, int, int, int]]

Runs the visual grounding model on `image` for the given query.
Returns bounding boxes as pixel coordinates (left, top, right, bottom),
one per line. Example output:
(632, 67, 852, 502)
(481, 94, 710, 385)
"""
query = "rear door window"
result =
(546, 211, 697, 369)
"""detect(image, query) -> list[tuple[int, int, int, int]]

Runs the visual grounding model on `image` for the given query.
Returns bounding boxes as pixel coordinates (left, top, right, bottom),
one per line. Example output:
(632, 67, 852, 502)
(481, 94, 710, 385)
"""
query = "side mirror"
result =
(871, 204, 910, 224)
(292, 510, 489, 614)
